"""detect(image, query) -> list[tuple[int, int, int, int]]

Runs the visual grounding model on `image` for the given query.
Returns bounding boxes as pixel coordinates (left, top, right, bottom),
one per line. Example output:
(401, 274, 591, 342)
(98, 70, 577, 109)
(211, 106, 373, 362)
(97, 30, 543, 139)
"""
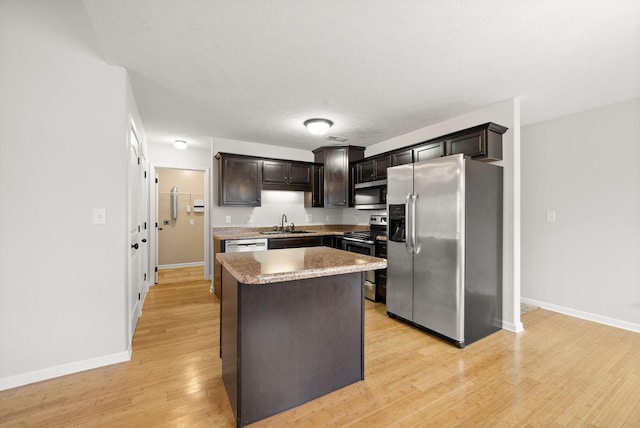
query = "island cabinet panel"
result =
(216, 153, 262, 206)
(220, 268, 364, 427)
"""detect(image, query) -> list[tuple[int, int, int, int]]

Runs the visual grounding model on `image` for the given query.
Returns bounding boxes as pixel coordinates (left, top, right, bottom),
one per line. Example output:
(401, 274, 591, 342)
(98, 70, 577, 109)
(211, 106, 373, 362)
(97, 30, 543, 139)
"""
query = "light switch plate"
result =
(93, 208, 106, 224)
(225, 216, 231, 223)
(546, 210, 556, 222)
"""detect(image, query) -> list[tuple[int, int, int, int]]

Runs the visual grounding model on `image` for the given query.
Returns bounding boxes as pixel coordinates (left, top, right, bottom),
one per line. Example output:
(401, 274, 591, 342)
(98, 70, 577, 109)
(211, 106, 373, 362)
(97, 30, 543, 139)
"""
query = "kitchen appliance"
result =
(224, 238, 268, 253)
(386, 154, 503, 348)
(343, 215, 387, 301)
(354, 180, 387, 210)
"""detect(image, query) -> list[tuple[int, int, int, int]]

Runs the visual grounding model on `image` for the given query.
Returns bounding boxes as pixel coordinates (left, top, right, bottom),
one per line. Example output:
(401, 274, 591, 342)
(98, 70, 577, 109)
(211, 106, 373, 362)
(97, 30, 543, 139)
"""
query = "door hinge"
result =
(155, 266, 158, 272)
(155, 222, 158, 228)
(144, 221, 147, 229)
(144, 273, 147, 281)
(138, 292, 141, 300)
(155, 178, 158, 184)
(138, 225, 141, 233)
(144, 171, 147, 178)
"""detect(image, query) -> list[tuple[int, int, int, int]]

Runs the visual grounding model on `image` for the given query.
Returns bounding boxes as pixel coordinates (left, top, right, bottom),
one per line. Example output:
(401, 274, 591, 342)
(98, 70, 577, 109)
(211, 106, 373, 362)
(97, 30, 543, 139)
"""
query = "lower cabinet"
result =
(321, 235, 343, 249)
(375, 240, 387, 303)
(268, 236, 323, 250)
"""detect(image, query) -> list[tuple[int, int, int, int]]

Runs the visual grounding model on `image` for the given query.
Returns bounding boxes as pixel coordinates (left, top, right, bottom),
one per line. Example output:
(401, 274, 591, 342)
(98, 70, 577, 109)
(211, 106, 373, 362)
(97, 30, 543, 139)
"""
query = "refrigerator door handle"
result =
(405, 193, 413, 254)
(411, 193, 420, 254)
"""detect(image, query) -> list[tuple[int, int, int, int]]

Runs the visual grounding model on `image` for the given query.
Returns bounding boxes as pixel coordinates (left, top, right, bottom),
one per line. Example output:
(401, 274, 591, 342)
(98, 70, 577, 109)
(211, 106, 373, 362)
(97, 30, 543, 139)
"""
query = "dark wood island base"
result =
(221, 268, 363, 427)
(216, 247, 386, 427)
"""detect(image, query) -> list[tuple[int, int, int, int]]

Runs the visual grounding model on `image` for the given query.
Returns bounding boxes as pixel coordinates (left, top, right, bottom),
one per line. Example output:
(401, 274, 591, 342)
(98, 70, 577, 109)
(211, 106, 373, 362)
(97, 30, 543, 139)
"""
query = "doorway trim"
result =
(148, 164, 211, 284)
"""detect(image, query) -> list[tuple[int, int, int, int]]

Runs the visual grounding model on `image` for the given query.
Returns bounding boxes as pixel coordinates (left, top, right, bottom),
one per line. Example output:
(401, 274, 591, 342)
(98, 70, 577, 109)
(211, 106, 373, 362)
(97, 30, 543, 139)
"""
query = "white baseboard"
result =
(0, 350, 131, 392)
(521, 297, 640, 334)
(158, 262, 204, 269)
(502, 320, 525, 333)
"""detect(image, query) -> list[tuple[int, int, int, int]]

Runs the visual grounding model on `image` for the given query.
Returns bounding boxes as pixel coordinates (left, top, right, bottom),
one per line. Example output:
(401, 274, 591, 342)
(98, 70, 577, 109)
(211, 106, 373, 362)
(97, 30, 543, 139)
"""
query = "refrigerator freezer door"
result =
(386, 163, 414, 321)
(412, 155, 465, 343)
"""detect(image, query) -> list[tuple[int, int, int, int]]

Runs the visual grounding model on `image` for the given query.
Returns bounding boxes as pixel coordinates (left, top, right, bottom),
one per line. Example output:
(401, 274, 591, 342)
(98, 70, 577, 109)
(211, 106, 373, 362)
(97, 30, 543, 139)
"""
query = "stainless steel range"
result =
(343, 215, 387, 301)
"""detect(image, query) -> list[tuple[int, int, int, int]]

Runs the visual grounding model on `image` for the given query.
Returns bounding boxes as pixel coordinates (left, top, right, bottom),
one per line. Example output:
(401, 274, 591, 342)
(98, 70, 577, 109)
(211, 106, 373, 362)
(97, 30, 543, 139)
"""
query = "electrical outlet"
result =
(93, 208, 106, 224)
(225, 215, 231, 223)
(306, 214, 312, 223)
(189, 219, 195, 225)
(246, 216, 252, 224)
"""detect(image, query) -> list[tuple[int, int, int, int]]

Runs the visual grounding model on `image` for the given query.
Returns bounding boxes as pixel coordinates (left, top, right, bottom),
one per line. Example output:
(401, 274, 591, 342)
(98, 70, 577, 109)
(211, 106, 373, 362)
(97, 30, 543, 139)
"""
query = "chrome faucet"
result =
(281, 213, 287, 231)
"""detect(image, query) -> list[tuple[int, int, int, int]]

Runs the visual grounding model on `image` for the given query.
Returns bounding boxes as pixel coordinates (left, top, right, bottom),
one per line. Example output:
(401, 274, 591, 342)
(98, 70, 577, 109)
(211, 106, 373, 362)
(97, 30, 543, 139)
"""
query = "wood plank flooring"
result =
(1, 272, 639, 427)
(156, 265, 205, 284)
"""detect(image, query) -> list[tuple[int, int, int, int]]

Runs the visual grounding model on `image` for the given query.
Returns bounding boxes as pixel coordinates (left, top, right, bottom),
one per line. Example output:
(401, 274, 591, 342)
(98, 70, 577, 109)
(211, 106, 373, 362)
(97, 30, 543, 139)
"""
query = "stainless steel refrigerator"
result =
(386, 154, 503, 348)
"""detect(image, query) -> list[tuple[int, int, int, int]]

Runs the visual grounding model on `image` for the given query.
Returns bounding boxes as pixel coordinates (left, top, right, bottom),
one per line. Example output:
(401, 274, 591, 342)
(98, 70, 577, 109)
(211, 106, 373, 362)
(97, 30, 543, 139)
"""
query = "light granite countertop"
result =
(212, 225, 368, 241)
(216, 246, 387, 285)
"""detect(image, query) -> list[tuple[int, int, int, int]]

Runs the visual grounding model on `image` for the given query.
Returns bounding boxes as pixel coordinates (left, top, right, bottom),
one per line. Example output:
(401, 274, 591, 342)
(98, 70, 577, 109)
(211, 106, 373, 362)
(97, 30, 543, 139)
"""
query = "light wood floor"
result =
(156, 265, 205, 284)
(1, 274, 639, 427)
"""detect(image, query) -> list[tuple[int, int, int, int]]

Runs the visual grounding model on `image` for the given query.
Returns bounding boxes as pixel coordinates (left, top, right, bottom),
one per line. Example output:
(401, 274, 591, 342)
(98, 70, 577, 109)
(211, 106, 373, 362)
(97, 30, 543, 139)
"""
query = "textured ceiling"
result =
(82, 0, 640, 151)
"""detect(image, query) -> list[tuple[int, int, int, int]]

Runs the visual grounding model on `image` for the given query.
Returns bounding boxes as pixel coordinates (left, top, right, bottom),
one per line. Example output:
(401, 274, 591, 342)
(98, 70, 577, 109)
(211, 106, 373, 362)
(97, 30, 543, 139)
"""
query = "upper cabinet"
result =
(216, 153, 315, 206)
(354, 154, 390, 184)
(412, 140, 446, 163)
(305, 164, 324, 207)
(216, 153, 262, 206)
(390, 150, 413, 166)
(447, 123, 507, 161)
(262, 160, 312, 191)
(313, 146, 365, 208)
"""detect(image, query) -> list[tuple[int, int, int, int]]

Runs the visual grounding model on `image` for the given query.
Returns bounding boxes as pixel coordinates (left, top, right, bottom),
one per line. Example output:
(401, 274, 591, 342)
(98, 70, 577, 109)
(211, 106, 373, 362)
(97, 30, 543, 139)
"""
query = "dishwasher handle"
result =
(224, 238, 268, 253)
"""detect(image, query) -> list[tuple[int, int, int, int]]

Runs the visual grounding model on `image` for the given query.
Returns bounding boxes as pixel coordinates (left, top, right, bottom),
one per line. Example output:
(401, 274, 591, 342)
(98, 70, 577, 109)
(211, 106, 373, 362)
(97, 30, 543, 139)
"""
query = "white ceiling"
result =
(82, 0, 640, 151)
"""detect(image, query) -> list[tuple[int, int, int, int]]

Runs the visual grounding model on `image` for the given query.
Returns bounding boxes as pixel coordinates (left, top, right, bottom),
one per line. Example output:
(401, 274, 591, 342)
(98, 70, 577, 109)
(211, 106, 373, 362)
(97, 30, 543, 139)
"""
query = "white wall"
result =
(521, 98, 640, 332)
(0, 0, 139, 389)
(211, 137, 364, 228)
(366, 99, 521, 332)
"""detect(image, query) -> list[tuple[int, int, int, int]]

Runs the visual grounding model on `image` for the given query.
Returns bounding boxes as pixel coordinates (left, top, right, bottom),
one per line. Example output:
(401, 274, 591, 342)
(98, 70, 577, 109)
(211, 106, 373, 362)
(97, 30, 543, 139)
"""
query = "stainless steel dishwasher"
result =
(224, 238, 268, 253)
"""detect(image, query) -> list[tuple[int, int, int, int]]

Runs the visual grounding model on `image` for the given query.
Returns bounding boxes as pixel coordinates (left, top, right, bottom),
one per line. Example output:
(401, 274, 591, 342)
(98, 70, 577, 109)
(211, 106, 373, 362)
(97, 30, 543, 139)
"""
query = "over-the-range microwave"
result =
(354, 179, 387, 210)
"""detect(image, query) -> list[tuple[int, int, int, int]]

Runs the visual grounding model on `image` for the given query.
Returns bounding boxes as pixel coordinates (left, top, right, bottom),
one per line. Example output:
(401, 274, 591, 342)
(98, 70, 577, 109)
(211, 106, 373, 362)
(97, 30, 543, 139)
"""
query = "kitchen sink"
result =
(260, 230, 312, 235)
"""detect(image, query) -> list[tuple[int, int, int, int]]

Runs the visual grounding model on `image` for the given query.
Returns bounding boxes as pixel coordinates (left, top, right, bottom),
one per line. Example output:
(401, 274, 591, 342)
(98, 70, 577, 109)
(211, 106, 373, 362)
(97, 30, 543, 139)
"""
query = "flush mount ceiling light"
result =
(304, 118, 333, 136)
(173, 139, 187, 150)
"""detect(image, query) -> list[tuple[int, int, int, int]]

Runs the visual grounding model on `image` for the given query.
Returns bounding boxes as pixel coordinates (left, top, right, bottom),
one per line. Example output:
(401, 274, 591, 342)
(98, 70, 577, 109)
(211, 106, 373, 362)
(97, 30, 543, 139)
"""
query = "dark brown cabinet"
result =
(267, 236, 323, 249)
(321, 235, 343, 249)
(390, 150, 413, 166)
(305, 164, 324, 207)
(313, 146, 365, 208)
(413, 140, 446, 163)
(262, 160, 312, 191)
(216, 153, 262, 206)
(355, 154, 390, 184)
(447, 123, 507, 160)
(375, 240, 387, 302)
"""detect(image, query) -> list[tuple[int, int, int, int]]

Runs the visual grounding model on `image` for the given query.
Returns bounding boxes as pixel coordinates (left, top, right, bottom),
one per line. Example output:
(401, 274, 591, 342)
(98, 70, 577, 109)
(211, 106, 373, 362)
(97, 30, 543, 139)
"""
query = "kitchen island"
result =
(216, 246, 386, 427)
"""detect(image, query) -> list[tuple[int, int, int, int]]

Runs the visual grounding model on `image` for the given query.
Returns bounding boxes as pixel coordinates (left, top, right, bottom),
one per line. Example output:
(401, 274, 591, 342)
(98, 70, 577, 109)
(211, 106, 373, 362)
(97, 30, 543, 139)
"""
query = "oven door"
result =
(342, 239, 376, 300)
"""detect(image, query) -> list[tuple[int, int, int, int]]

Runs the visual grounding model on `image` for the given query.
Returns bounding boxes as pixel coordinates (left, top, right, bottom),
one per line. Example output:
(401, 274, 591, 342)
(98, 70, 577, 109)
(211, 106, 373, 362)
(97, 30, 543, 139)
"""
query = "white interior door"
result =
(140, 153, 150, 306)
(128, 128, 143, 340)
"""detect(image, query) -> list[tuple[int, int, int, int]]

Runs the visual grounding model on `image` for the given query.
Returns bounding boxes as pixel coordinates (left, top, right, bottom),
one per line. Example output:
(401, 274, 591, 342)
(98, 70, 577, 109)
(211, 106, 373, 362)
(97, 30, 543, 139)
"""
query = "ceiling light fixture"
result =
(304, 118, 333, 136)
(174, 139, 187, 150)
